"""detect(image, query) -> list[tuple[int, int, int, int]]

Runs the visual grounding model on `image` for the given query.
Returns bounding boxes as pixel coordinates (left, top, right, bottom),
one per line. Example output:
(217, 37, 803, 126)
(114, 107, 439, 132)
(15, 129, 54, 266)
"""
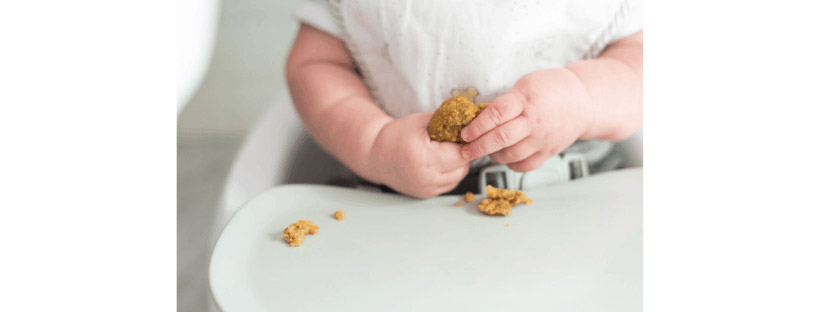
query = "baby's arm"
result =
(286, 24, 393, 183)
(287, 24, 469, 197)
(564, 30, 643, 141)
(460, 31, 643, 171)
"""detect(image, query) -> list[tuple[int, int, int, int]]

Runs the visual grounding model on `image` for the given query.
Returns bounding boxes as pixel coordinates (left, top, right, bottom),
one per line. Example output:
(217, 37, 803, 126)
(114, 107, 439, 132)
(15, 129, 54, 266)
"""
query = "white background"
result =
(1, 0, 819, 311)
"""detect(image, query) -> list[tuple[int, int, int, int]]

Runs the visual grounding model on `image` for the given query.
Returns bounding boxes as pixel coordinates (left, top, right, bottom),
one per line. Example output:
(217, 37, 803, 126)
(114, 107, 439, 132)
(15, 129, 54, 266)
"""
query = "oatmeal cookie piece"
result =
(479, 198, 512, 216)
(485, 185, 531, 205)
(478, 185, 533, 216)
(478, 103, 489, 114)
(464, 191, 475, 202)
(427, 95, 480, 143)
(334, 209, 344, 221)
(281, 220, 319, 247)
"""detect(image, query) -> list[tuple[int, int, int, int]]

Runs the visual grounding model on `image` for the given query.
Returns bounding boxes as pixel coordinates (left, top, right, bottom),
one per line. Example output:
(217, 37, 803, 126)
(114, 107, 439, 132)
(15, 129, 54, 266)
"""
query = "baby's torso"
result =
(332, 0, 631, 116)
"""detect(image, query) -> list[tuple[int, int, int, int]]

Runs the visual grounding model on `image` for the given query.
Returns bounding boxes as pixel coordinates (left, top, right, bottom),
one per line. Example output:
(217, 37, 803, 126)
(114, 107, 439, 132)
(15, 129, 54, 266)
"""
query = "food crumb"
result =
(281, 220, 319, 247)
(505, 224, 509, 227)
(455, 201, 462, 206)
(464, 192, 475, 202)
(478, 185, 533, 216)
(334, 209, 344, 221)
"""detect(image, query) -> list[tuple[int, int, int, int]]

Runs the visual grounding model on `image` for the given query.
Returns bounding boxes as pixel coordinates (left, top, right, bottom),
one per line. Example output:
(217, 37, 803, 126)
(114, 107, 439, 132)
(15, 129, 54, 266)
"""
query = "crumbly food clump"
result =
(464, 192, 475, 202)
(281, 220, 319, 247)
(455, 201, 462, 206)
(485, 185, 531, 205)
(334, 209, 344, 221)
(427, 95, 479, 143)
(478, 185, 533, 216)
(428, 88, 490, 143)
(479, 198, 512, 216)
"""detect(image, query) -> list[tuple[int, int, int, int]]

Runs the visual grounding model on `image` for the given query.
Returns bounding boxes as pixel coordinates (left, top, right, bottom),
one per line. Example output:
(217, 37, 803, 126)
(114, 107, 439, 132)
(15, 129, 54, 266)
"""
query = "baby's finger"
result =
(461, 116, 530, 161)
(460, 91, 526, 142)
(413, 112, 436, 136)
(489, 137, 540, 164)
(438, 165, 470, 185)
(435, 166, 470, 193)
(430, 140, 470, 171)
(506, 149, 551, 173)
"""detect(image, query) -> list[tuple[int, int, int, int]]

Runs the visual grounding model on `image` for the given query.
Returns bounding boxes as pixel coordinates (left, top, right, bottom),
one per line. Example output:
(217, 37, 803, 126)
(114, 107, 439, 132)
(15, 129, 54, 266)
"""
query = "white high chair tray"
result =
(210, 168, 642, 311)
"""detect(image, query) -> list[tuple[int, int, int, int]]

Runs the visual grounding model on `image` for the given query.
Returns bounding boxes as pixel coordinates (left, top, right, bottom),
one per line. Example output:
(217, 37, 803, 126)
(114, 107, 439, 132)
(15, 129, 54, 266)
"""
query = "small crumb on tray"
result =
(334, 209, 345, 221)
(464, 192, 475, 202)
(455, 201, 462, 206)
(281, 220, 319, 247)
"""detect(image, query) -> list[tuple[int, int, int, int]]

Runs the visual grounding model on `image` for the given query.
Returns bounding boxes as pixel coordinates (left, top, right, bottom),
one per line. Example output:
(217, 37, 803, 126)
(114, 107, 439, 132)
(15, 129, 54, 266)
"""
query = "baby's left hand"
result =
(460, 69, 594, 172)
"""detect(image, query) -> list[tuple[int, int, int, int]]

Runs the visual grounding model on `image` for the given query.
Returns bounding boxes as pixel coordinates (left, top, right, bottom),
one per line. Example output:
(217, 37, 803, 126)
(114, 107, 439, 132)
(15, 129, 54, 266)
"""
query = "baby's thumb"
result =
(413, 112, 435, 126)
(408, 112, 436, 136)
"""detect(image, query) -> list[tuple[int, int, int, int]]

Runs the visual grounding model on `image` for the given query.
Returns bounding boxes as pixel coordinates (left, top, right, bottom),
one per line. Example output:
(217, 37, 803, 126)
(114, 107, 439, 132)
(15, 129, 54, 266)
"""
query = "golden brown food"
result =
(281, 220, 319, 247)
(478, 185, 533, 216)
(478, 103, 489, 114)
(334, 209, 344, 221)
(455, 201, 462, 206)
(479, 198, 512, 216)
(464, 192, 475, 202)
(427, 96, 479, 143)
(427, 88, 487, 143)
(485, 185, 531, 205)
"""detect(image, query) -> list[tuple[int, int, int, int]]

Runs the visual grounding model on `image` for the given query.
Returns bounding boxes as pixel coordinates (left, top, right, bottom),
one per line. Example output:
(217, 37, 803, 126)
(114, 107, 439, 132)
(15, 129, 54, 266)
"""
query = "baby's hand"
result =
(459, 70, 593, 172)
(367, 112, 470, 198)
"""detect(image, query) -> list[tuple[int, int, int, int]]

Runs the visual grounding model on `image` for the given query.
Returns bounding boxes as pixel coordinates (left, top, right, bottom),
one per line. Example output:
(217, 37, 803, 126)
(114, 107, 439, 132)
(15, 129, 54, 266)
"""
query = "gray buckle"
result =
(478, 164, 523, 194)
(478, 153, 589, 195)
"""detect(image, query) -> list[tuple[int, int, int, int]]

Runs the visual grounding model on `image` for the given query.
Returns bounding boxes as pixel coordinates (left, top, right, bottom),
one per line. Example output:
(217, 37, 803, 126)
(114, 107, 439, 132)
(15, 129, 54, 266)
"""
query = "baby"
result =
(286, 0, 642, 198)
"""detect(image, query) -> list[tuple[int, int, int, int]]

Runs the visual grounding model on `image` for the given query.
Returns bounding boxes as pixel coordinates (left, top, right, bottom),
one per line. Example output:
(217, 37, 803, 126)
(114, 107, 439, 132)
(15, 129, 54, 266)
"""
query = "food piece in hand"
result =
(478, 185, 533, 216)
(427, 96, 479, 143)
(479, 198, 513, 216)
(427, 88, 485, 143)
(478, 103, 489, 114)
(281, 220, 319, 247)
(334, 209, 344, 221)
(464, 192, 475, 202)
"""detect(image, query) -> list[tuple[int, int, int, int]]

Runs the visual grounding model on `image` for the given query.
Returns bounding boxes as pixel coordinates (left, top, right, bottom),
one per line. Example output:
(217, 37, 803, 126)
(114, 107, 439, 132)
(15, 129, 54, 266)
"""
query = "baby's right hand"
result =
(367, 112, 470, 198)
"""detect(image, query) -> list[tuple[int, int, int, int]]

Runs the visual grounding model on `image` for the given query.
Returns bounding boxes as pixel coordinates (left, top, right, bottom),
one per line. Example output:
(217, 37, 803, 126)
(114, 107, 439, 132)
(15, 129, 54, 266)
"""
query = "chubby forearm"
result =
(564, 30, 643, 141)
(286, 24, 393, 181)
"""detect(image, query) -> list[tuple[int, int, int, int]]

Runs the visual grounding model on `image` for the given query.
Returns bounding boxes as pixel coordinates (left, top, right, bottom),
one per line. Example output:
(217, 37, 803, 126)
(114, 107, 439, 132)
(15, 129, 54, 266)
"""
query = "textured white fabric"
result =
(295, 0, 642, 118)
(294, 0, 342, 39)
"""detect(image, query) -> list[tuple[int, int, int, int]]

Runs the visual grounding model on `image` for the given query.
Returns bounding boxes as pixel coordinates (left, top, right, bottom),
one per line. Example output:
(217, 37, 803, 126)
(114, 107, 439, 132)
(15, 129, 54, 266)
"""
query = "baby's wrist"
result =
(358, 117, 393, 185)
(556, 67, 598, 140)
